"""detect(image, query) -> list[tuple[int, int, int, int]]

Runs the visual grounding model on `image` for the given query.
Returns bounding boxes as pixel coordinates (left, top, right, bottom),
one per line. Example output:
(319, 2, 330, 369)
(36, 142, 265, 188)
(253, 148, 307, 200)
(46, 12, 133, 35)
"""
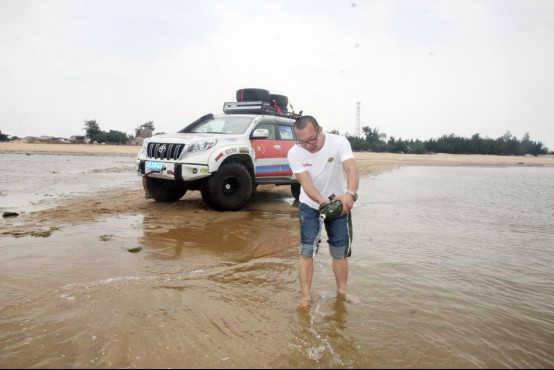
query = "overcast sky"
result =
(1, 0, 553, 149)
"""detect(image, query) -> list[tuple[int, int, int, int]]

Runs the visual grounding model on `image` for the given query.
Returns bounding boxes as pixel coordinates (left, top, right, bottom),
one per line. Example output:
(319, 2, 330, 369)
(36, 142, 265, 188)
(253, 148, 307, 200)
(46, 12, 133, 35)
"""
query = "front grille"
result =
(147, 143, 185, 160)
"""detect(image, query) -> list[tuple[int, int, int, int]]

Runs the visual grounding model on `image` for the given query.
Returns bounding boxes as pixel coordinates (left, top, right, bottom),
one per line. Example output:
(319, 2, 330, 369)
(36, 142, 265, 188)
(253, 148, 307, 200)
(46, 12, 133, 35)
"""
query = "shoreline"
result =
(1, 142, 553, 178)
(0, 142, 140, 157)
(2, 141, 554, 245)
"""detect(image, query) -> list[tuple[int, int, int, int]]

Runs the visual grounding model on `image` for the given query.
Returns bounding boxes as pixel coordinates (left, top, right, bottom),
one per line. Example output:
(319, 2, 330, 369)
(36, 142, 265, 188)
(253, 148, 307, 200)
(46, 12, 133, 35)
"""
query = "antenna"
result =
(356, 101, 361, 138)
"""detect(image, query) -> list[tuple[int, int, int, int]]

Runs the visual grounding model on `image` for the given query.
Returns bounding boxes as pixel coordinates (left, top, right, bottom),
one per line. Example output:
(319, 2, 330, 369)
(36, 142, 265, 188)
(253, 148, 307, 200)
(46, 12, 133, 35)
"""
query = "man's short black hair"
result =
(294, 115, 319, 131)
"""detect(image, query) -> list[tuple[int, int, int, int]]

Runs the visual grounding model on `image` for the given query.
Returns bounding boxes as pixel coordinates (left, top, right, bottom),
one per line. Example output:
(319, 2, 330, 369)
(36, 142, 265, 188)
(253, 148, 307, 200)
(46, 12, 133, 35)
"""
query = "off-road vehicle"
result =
(137, 88, 301, 211)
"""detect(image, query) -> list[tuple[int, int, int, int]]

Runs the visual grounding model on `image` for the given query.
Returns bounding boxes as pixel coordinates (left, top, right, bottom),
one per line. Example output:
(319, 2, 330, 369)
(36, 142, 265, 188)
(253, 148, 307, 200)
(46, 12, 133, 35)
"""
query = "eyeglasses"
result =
(296, 130, 319, 147)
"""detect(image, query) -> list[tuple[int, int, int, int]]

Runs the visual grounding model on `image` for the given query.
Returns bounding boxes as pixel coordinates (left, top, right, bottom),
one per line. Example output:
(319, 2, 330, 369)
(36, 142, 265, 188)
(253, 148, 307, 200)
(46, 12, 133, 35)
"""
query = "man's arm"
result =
(295, 171, 329, 205)
(333, 158, 359, 215)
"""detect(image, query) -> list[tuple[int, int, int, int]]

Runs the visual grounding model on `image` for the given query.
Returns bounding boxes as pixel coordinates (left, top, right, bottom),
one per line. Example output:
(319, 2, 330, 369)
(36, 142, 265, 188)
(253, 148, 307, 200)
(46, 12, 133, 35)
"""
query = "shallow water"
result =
(0, 153, 136, 212)
(1, 158, 553, 368)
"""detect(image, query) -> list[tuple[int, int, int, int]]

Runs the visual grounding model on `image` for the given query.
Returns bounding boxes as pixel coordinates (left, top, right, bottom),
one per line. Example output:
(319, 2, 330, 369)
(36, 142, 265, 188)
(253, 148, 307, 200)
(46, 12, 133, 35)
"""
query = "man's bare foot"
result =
(345, 294, 362, 305)
(296, 295, 311, 310)
(337, 293, 362, 305)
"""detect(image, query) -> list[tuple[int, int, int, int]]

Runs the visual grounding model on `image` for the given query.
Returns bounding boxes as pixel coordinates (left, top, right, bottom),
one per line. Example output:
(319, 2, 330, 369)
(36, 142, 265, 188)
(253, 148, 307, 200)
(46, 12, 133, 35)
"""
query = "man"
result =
(287, 115, 360, 309)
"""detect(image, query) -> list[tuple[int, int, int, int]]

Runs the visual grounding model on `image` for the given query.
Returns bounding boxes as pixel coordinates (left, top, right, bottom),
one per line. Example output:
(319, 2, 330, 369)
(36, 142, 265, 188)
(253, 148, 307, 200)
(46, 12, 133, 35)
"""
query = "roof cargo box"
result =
(223, 101, 272, 114)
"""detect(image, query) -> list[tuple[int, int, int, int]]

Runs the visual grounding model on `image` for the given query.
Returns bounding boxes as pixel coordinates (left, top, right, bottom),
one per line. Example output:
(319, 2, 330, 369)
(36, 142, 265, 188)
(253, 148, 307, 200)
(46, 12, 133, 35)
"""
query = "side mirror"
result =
(252, 128, 269, 139)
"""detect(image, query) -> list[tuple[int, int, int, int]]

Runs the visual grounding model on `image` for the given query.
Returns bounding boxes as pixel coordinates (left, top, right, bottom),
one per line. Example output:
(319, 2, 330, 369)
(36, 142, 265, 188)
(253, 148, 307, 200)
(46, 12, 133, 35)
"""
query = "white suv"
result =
(137, 99, 301, 211)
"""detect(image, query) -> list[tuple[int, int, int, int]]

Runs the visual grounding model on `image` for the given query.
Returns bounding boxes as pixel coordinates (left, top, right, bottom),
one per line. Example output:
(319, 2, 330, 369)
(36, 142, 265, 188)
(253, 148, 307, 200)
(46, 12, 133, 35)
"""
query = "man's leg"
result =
(327, 214, 361, 304)
(297, 203, 320, 309)
(298, 256, 313, 309)
(332, 257, 348, 297)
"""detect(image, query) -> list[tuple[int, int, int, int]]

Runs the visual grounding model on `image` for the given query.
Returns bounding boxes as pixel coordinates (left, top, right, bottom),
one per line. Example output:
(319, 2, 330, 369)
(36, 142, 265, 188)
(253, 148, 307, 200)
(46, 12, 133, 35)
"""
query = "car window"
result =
(254, 122, 276, 140)
(190, 116, 253, 134)
(277, 125, 294, 141)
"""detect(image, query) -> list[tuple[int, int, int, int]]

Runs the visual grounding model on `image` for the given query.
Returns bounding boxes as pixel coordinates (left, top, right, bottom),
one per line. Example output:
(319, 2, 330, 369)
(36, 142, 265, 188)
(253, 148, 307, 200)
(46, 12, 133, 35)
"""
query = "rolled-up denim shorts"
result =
(298, 202, 349, 259)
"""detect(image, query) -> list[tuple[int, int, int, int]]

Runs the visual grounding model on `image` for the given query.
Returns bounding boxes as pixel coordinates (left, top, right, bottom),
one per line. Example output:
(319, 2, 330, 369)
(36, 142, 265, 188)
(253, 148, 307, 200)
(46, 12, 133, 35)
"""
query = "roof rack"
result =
(223, 101, 302, 119)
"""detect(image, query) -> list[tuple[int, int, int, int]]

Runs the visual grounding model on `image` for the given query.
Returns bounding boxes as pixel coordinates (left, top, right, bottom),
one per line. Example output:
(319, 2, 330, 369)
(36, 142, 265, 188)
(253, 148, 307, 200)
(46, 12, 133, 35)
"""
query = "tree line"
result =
(83, 120, 133, 145)
(344, 127, 550, 156)
(1, 119, 151, 144)
(0, 130, 9, 142)
(1, 122, 551, 156)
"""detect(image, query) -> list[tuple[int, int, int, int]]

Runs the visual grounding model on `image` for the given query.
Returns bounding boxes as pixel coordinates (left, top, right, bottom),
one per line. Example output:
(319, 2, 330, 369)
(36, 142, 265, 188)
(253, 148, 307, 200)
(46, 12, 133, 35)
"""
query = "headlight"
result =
(140, 138, 151, 157)
(182, 139, 217, 157)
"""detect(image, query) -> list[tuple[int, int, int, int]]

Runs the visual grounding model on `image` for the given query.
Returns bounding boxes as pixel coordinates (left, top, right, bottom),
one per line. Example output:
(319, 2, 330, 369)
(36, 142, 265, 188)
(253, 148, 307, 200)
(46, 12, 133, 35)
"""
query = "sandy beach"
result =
(2, 140, 553, 234)
(2, 141, 554, 172)
(1, 142, 553, 368)
(3, 141, 554, 172)
(0, 141, 141, 156)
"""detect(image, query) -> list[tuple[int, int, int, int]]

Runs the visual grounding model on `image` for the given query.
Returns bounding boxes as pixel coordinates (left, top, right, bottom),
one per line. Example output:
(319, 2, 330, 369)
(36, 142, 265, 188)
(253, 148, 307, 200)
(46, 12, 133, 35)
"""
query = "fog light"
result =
(192, 168, 198, 174)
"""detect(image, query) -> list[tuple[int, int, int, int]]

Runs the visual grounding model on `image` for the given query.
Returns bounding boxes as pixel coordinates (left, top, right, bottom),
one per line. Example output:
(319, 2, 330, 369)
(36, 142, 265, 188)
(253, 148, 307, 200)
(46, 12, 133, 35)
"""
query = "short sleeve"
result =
(339, 136, 354, 163)
(287, 146, 307, 174)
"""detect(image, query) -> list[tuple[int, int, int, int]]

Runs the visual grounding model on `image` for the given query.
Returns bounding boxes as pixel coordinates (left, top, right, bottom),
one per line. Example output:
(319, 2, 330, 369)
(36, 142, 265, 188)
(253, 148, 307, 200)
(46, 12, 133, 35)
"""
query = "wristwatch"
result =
(346, 190, 358, 202)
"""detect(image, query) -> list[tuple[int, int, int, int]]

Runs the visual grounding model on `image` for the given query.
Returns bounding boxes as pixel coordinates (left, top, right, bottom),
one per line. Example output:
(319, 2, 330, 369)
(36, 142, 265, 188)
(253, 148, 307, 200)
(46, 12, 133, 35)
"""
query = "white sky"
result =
(1, 0, 553, 150)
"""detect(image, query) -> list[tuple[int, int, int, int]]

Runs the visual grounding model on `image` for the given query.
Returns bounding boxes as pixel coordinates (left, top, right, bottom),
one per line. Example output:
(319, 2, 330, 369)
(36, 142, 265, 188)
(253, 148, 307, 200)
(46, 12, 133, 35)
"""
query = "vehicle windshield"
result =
(189, 116, 253, 135)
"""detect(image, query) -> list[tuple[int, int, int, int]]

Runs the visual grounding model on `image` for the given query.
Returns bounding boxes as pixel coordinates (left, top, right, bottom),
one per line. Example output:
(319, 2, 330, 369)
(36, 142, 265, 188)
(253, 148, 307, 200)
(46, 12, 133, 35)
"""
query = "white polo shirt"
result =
(287, 133, 354, 210)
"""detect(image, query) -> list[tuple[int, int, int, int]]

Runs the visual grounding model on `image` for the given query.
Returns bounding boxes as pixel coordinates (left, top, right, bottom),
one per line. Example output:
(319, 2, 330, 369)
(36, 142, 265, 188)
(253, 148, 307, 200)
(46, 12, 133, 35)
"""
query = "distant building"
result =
(129, 137, 145, 146)
(69, 135, 86, 143)
(129, 122, 155, 146)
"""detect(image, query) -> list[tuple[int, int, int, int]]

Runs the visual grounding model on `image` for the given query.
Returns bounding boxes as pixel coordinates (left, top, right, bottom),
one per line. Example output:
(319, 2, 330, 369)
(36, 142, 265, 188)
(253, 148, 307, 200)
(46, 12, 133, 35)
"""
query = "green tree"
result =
(106, 130, 131, 145)
(361, 126, 389, 152)
(362, 126, 381, 144)
(84, 120, 101, 141)
(405, 139, 426, 154)
(388, 137, 408, 153)
(346, 135, 369, 151)
(92, 131, 108, 143)
(0, 130, 9, 142)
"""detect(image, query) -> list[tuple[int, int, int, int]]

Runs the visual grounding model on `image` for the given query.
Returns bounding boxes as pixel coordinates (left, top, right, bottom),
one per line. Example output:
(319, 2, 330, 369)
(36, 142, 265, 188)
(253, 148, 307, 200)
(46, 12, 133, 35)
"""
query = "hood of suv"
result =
(148, 132, 221, 143)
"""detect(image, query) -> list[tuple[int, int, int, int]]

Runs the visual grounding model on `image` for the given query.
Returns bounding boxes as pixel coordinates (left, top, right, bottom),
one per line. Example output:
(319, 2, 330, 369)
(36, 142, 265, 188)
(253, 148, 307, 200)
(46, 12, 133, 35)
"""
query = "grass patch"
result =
(4, 227, 60, 238)
(4, 231, 28, 238)
(127, 247, 142, 253)
(30, 230, 53, 238)
(100, 234, 114, 242)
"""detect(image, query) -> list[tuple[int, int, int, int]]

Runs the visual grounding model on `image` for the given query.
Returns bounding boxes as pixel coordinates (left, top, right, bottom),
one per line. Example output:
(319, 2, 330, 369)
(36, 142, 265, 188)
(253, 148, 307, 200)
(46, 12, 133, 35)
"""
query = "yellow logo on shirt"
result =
(328, 157, 335, 163)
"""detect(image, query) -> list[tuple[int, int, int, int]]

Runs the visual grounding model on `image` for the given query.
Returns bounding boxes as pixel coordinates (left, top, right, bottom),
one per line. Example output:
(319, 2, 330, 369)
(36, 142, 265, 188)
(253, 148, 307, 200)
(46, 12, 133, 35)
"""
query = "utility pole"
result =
(356, 101, 361, 138)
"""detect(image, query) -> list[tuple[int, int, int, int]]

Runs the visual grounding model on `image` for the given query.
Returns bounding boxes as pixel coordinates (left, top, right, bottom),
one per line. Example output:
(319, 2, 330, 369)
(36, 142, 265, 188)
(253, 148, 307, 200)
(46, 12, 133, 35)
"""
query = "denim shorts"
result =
(298, 202, 349, 259)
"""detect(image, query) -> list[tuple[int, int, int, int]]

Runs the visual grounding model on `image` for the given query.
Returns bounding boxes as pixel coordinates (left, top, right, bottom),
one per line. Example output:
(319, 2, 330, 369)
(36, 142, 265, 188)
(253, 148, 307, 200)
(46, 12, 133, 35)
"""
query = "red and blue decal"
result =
(251, 139, 294, 177)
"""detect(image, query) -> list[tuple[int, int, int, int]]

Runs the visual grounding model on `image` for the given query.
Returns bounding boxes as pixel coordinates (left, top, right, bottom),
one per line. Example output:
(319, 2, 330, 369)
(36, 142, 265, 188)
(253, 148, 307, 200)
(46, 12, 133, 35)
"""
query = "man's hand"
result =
(332, 193, 354, 216)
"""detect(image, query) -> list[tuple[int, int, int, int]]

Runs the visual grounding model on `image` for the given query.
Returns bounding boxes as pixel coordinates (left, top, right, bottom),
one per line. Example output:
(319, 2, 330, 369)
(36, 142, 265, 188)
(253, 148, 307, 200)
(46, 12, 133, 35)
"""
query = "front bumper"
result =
(137, 160, 211, 182)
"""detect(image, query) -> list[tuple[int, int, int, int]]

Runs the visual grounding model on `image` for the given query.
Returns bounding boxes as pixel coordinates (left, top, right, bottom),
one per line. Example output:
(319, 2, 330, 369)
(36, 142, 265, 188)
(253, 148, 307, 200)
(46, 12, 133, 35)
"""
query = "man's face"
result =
(295, 124, 322, 153)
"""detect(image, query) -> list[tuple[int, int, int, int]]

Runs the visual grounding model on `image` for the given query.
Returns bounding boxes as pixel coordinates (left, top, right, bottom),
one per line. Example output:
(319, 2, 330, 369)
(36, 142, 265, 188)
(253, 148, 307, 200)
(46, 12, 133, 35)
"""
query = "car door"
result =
(275, 122, 296, 177)
(250, 118, 284, 178)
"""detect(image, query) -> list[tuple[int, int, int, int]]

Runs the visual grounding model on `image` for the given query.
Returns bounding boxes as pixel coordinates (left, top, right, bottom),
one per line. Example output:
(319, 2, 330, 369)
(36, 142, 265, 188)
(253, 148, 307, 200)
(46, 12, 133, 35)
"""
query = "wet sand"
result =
(2, 142, 553, 368)
(2, 141, 553, 234)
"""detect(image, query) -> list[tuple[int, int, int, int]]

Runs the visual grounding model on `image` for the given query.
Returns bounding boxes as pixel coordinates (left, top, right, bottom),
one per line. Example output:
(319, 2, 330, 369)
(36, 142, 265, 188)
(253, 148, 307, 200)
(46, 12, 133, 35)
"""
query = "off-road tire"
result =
(144, 177, 187, 202)
(270, 94, 288, 112)
(201, 162, 253, 211)
(236, 88, 271, 102)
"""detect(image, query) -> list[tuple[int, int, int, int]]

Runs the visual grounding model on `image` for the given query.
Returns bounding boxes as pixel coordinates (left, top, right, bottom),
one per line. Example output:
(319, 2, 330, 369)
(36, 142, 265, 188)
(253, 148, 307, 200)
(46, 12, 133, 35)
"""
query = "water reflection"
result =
(138, 189, 299, 265)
